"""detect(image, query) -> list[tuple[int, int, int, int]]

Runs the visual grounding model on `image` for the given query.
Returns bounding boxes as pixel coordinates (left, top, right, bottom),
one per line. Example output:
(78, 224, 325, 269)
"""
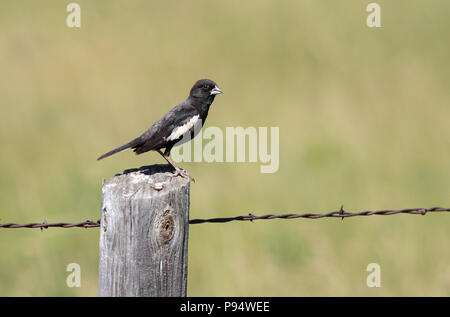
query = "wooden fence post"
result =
(98, 164, 190, 297)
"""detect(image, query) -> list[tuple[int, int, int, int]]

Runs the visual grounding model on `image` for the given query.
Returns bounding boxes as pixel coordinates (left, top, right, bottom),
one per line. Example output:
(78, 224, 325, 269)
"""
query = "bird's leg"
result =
(156, 149, 195, 183)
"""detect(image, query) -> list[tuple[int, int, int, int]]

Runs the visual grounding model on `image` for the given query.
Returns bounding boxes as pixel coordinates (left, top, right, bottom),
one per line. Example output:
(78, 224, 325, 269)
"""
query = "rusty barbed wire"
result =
(0, 207, 449, 229)
(0, 219, 100, 229)
(188, 206, 450, 223)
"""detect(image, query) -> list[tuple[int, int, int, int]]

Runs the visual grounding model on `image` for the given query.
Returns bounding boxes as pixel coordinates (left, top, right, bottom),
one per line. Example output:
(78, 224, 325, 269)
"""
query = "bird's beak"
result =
(210, 85, 223, 95)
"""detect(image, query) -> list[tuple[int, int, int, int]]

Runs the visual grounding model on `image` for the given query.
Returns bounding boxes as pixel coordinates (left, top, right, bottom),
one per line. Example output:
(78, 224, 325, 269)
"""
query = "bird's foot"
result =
(170, 168, 196, 183)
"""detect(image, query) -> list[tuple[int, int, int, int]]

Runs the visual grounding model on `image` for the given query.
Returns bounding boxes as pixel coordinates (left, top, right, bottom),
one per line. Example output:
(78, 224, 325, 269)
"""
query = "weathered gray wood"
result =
(98, 164, 190, 297)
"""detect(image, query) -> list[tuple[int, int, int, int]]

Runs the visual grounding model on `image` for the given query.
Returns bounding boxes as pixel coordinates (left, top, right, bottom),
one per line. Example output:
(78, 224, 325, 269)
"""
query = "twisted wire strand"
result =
(1, 207, 449, 229)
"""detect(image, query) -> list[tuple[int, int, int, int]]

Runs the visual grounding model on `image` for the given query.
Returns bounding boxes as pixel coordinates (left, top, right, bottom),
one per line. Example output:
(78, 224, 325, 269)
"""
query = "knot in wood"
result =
(158, 211, 175, 244)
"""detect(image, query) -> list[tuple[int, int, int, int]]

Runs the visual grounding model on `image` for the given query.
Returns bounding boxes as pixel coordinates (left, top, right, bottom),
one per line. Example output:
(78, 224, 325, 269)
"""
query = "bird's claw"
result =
(170, 168, 196, 183)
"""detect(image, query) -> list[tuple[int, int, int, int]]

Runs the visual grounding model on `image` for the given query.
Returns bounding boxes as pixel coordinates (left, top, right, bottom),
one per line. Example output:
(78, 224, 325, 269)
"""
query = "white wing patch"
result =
(166, 115, 200, 141)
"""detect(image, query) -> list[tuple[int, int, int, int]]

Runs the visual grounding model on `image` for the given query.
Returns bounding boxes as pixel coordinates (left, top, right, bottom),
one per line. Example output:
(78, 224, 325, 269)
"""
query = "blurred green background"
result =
(0, 0, 449, 296)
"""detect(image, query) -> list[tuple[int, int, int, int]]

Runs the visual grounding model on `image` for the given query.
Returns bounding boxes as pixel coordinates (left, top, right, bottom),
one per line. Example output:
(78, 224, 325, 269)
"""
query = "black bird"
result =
(97, 79, 223, 182)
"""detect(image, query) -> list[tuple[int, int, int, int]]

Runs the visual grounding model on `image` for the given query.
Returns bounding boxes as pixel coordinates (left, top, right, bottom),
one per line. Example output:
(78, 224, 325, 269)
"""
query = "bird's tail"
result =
(97, 137, 141, 161)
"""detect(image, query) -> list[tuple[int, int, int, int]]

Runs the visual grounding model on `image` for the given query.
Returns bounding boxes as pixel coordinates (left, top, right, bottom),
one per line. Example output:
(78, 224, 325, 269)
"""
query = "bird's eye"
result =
(202, 84, 209, 90)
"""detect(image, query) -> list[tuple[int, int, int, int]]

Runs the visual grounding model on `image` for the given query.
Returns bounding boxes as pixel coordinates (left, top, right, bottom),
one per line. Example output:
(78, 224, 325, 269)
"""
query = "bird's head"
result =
(189, 79, 223, 102)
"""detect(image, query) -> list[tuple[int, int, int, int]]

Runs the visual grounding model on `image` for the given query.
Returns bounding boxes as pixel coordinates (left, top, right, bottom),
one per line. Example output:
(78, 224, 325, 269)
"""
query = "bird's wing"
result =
(133, 102, 200, 154)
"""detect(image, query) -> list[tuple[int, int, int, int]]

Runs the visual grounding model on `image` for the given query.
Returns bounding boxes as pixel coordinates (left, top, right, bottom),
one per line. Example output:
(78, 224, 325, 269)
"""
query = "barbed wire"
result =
(188, 206, 450, 223)
(0, 219, 100, 230)
(0, 207, 449, 229)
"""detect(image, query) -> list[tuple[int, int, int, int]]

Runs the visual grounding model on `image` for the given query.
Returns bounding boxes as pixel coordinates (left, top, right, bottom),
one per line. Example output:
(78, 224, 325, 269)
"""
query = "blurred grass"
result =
(0, 0, 449, 296)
